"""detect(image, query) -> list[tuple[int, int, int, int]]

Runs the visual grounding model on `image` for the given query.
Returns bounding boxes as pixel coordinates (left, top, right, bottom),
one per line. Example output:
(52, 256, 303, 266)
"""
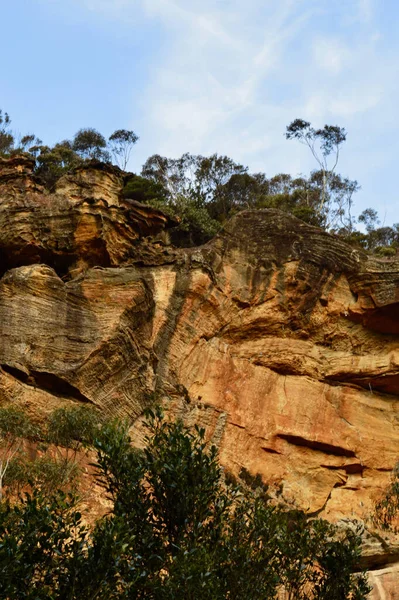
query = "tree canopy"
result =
(0, 107, 396, 255)
(72, 128, 110, 161)
(0, 110, 13, 155)
(285, 119, 349, 222)
(108, 129, 139, 170)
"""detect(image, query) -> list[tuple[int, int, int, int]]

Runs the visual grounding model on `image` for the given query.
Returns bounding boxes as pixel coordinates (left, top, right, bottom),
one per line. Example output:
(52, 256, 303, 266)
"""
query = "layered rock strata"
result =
(0, 156, 399, 597)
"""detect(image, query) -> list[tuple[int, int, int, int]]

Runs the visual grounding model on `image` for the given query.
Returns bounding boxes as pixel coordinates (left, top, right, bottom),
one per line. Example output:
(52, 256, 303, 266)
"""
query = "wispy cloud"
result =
(312, 37, 351, 75)
(357, 0, 373, 23)
(135, 0, 319, 161)
(49, 0, 399, 220)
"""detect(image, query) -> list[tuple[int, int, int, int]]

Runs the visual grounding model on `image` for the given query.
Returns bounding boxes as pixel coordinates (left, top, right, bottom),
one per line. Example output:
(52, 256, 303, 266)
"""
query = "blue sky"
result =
(1, 0, 399, 223)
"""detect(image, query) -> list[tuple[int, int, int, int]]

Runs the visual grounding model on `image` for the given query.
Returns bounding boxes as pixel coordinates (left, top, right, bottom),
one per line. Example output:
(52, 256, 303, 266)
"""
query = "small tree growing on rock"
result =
(0, 406, 34, 500)
(108, 129, 139, 170)
(0, 110, 14, 155)
(373, 464, 399, 532)
(45, 405, 101, 487)
(73, 128, 110, 161)
(285, 119, 347, 218)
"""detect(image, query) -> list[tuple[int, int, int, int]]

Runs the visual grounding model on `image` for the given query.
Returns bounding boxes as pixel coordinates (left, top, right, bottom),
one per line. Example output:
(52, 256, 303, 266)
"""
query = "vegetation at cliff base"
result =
(373, 463, 399, 532)
(0, 405, 99, 500)
(0, 404, 370, 599)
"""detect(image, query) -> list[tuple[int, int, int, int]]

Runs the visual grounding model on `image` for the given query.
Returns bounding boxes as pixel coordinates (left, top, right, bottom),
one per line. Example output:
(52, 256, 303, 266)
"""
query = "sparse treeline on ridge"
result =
(1, 108, 398, 253)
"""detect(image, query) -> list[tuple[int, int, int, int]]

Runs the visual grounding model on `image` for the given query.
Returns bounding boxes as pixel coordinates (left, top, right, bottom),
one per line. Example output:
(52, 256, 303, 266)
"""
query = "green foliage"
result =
(275, 512, 367, 600)
(0, 405, 100, 500)
(193, 153, 247, 215)
(140, 151, 362, 240)
(72, 127, 110, 161)
(124, 170, 220, 246)
(367, 226, 399, 253)
(0, 110, 14, 155)
(0, 488, 87, 599)
(84, 411, 288, 597)
(2, 457, 30, 495)
(0, 407, 370, 599)
(0, 110, 42, 157)
(143, 412, 225, 550)
(254, 171, 358, 229)
(2, 106, 397, 257)
(373, 464, 399, 531)
(108, 129, 139, 169)
(21, 455, 80, 495)
(122, 174, 169, 204)
(20, 134, 38, 151)
(0, 109, 143, 189)
(164, 195, 220, 247)
(86, 409, 370, 598)
(141, 151, 247, 212)
(375, 245, 397, 257)
(0, 406, 33, 441)
(140, 152, 250, 245)
(285, 119, 348, 222)
(31, 140, 82, 189)
(358, 207, 379, 231)
(0, 406, 37, 500)
(44, 405, 101, 490)
(285, 119, 346, 156)
(209, 171, 266, 214)
(4, 452, 81, 498)
(46, 405, 100, 450)
(350, 208, 399, 254)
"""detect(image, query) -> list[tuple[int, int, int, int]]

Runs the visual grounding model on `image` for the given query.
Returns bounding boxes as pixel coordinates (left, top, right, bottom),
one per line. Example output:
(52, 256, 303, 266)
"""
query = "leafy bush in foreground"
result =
(0, 407, 370, 599)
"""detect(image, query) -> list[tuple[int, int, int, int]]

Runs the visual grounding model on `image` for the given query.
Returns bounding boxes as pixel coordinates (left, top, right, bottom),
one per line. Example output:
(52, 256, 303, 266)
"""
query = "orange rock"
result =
(1, 156, 399, 596)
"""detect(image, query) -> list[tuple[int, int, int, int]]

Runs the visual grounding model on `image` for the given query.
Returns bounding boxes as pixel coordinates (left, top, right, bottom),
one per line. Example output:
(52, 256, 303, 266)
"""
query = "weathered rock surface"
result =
(0, 156, 176, 278)
(1, 157, 399, 596)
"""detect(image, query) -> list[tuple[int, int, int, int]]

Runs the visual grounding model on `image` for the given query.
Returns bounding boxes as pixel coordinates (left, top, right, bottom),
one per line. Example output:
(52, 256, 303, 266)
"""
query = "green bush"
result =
(0, 407, 370, 599)
(122, 174, 169, 204)
(0, 489, 86, 599)
(374, 246, 397, 257)
(0, 406, 37, 500)
(373, 464, 399, 531)
(0, 405, 101, 500)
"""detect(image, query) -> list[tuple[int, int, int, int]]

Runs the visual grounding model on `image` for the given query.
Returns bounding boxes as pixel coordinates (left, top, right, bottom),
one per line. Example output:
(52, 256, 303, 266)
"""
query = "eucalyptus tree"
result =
(108, 129, 139, 170)
(285, 119, 347, 217)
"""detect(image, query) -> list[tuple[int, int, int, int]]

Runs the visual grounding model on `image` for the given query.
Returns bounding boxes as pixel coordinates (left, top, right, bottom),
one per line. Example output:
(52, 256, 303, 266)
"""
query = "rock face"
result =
(1, 157, 399, 597)
(0, 156, 176, 278)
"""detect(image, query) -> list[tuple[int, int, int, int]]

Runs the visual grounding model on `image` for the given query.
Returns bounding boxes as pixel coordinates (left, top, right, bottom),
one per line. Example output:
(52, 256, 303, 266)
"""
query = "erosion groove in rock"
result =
(275, 433, 357, 458)
(0, 364, 92, 403)
(1, 157, 399, 597)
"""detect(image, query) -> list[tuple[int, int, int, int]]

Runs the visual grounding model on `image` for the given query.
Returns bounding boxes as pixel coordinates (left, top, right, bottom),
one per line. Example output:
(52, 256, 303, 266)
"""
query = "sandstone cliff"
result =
(0, 156, 398, 598)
